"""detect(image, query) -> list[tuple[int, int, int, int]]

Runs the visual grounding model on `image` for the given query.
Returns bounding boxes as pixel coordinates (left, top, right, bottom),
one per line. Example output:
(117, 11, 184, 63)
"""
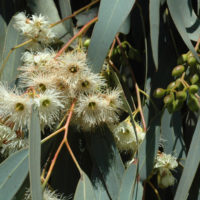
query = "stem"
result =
(115, 35, 147, 132)
(54, 16, 98, 59)
(50, 0, 99, 28)
(41, 127, 65, 144)
(147, 180, 161, 200)
(0, 39, 33, 77)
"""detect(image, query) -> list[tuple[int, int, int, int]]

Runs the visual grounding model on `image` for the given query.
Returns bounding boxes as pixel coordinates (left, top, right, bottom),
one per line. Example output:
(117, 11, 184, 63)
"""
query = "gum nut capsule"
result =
(83, 39, 90, 48)
(153, 88, 166, 98)
(190, 74, 199, 84)
(188, 94, 200, 111)
(172, 65, 185, 77)
(189, 85, 199, 94)
(167, 82, 176, 90)
(177, 53, 188, 65)
(176, 91, 187, 101)
(187, 56, 197, 67)
(175, 79, 183, 89)
(173, 99, 183, 111)
(164, 94, 174, 105)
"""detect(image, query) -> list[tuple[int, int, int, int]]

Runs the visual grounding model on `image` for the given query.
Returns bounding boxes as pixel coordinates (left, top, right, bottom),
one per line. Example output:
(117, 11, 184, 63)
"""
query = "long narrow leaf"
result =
(0, 149, 28, 200)
(0, 15, 7, 61)
(174, 114, 200, 200)
(87, 0, 136, 73)
(29, 105, 42, 200)
(149, 0, 160, 70)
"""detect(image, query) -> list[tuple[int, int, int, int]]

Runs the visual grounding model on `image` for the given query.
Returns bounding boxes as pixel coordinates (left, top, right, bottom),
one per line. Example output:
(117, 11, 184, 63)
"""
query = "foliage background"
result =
(0, 0, 200, 200)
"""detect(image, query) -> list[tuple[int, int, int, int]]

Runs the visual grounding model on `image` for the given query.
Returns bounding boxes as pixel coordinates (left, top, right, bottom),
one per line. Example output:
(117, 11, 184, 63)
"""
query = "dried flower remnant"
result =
(154, 152, 178, 188)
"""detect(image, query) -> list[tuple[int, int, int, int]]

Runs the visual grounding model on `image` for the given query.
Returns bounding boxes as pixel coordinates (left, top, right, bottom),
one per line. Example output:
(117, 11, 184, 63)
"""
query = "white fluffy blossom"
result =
(154, 152, 178, 170)
(25, 188, 66, 200)
(0, 84, 32, 131)
(13, 12, 56, 46)
(34, 89, 65, 130)
(0, 125, 28, 157)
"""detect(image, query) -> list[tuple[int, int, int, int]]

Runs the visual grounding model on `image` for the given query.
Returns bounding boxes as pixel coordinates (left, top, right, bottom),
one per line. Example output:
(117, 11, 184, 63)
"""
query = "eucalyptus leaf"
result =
(87, 126, 125, 200)
(118, 15, 131, 35)
(87, 0, 136, 73)
(177, 0, 200, 41)
(132, 181, 143, 200)
(74, 172, 96, 200)
(161, 110, 186, 163)
(0, 16, 24, 85)
(29, 105, 42, 200)
(0, 15, 7, 61)
(167, 0, 200, 62)
(0, 149, 28, 200)
(118, 164, 137, 200)
(58, 0, 73, 36)
(138, 113, 161, 181)
(26, 0, 71, 42)
(174, 113, 200, 200)
(149, 0, 160, 70)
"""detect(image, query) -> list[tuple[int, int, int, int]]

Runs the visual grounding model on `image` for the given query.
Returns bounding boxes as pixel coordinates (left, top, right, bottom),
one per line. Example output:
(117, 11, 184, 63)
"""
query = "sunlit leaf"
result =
(29, 105, 42, 200)
(0, 149, 28, 200)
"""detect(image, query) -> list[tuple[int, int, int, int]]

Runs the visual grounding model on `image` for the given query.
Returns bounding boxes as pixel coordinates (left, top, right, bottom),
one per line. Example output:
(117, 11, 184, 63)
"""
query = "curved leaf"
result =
(167, 0, 200, 62)
(87, 0, 136, 73)
(149, 0, 160, 70)
(0, 16, 24, 85)
(0, 149, 28, 200)
(118, 164, 137, 200)
(74, 172, 96, 200)
(174, 114, 200, 200)
(26, 0, 71, 42)
(161, 110, 186, 163)
(133, 181, 143, 200)
(29, 105, 42, 200)
(178, 0, 200, 41)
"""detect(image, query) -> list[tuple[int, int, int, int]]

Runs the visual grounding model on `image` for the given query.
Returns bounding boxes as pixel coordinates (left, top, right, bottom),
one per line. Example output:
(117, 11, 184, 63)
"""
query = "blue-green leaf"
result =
(167, 0, 200, 62)
(0, 15, 7, 61)
(178, 0, 200, 41)
(0, 149, 28, 200)
(74, 172, 96, 200)
(87, 0, 136, 73)
(29, 105, 42, 200)
(174, 113, 200, 200)
(161, 110, 186, 163)
(119, 15, 131, 35)
(58, 0, 73, 35)
(149, 0, 160, 70)
(88, 126, 125, 200)
(0, 16, 24, 85)
(133, 181, 143, 200)
(118, 164, 137, 200)
(138, 114, 161, 181)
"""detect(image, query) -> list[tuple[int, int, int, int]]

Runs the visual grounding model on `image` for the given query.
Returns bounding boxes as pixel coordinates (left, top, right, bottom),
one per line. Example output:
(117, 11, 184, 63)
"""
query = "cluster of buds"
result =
(154, 152, 178, 188)
(154, 50, 200, 113)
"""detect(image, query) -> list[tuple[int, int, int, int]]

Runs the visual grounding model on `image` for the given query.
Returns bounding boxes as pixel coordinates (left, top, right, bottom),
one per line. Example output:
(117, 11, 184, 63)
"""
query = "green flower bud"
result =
(172, 65, 185, 77)
(175, 79, 183, 90)
(164, 94, 174, 105)
(153, 88, 166, 98)
(177, 53, 188, 65)
(187, 56, 197, 67)
(173, 99, 183, 111)
(190, 74, 199, 84)
(167, 82, 176, 90)
(189, 85, 199, 94)
(83, 39, 90, 48)
(176, 91, 187, 101)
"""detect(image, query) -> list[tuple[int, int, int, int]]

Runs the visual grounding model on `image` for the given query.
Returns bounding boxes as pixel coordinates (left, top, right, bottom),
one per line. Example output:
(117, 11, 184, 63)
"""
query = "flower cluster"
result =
(154, 152, 178, 188)
(13, 12, 56, 49)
